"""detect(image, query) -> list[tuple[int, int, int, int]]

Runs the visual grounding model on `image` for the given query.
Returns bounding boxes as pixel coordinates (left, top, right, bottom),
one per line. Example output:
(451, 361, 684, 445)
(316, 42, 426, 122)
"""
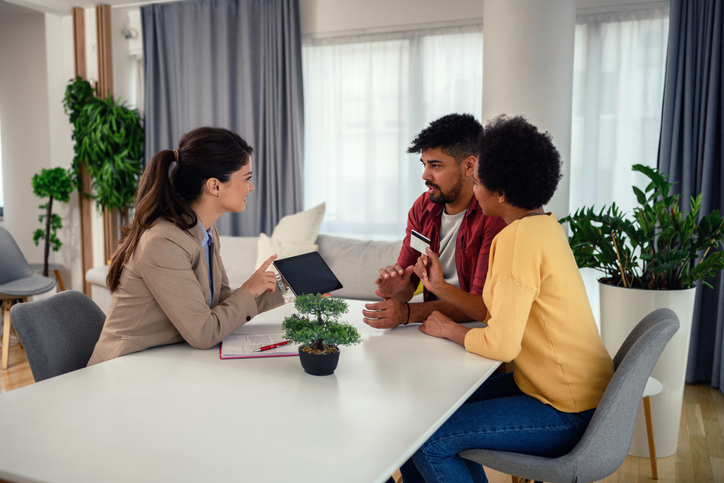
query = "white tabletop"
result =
(0, 300, 500, 483)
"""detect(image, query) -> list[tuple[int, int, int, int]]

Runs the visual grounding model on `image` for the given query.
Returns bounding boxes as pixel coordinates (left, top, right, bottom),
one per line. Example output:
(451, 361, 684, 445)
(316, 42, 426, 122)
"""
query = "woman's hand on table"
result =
(420, 311, 470, 347)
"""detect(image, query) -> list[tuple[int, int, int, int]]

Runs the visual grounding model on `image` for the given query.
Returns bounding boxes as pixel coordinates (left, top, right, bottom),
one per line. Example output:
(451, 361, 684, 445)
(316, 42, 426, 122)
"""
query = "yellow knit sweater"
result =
(464, 214, 613, 413)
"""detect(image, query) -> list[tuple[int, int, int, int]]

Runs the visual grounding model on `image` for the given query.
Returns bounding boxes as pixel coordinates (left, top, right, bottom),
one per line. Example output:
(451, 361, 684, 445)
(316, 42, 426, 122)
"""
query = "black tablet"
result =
(273, 252, 343, 296)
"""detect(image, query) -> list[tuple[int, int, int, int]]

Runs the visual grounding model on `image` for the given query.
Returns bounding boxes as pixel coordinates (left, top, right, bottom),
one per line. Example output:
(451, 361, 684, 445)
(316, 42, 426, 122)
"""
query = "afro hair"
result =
(477, 115, 562, 210)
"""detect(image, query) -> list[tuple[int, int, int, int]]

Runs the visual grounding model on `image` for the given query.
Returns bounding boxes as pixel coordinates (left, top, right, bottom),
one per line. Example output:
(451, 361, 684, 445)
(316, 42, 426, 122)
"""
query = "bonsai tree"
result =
(63, 77, 144, 227)
(282, 294, 361, 354)
(31, 167, 77, 276)
(560, 164, 724, 290)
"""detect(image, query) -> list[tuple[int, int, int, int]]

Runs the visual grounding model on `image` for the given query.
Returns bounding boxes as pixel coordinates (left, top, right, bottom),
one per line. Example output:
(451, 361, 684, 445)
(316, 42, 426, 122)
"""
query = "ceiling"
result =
(0, 0, 41, 17)
(1, 0, 669, 19)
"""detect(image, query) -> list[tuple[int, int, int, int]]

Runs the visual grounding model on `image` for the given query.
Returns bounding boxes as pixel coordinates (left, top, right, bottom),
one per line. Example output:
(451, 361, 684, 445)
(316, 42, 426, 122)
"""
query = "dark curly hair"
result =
(407, 113, 482, 163)
(477, 115, 562, 210)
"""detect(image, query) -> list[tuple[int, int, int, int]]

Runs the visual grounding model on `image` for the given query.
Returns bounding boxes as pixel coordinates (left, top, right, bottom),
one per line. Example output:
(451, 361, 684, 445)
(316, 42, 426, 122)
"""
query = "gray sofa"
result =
(86, 233, 406, 313)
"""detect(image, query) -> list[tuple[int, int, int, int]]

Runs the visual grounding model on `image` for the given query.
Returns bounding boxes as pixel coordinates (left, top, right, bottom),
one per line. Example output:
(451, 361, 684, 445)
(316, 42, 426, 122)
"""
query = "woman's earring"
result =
(216, 189, 220, 198)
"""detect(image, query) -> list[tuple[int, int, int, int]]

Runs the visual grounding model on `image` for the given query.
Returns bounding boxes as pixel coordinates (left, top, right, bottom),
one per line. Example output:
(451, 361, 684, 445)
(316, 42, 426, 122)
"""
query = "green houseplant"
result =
(63, 77, 144, 227)
(560, 164, 724, 290)
(31, 167, 77, 276)
(560, 163, 724, 458)
(282, 294, 361, 376)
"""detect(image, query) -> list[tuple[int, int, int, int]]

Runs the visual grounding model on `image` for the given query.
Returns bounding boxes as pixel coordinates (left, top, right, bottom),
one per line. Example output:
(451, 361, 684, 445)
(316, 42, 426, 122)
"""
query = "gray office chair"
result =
(0, 226, 57, 370)
(460, 308, 679, 483)
(10, 291, 105, 382)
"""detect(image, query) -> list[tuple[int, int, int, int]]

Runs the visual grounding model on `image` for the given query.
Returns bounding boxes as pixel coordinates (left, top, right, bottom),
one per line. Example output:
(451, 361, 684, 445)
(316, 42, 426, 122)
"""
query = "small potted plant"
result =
(282, 294, 361, 376)
(31, 167, 77, 276)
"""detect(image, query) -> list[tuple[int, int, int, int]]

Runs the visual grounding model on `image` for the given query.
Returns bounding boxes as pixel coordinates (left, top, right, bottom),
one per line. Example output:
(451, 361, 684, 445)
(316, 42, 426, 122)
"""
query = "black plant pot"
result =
(298, 346, 340, 376)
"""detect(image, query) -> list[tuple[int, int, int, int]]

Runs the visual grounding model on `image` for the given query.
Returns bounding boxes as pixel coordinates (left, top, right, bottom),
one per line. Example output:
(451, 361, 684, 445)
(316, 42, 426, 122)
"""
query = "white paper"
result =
(220, 333, 300, 359)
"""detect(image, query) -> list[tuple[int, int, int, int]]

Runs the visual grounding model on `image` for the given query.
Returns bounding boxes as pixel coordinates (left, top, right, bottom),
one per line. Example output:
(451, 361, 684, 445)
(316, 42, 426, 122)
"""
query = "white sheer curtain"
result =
(570, 8, 669, 326)
(570, 9, 670, 215)
(302, 26, 483, 239)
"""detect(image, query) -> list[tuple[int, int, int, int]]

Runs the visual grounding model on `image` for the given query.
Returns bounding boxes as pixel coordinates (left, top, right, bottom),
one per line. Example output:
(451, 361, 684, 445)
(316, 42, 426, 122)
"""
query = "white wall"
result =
(0, 8, 77, 291)
(300, 0, 484, 37)
(0, 13, 52, 261)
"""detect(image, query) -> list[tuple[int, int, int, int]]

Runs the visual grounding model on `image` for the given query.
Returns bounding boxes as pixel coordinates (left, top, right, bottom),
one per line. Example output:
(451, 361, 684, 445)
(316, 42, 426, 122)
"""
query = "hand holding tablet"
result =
(273, 252, 343, 296)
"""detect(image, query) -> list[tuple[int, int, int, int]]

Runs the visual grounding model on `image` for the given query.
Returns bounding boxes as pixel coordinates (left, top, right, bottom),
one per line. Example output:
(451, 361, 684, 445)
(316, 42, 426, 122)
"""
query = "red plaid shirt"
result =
(398, 193, 506, 302)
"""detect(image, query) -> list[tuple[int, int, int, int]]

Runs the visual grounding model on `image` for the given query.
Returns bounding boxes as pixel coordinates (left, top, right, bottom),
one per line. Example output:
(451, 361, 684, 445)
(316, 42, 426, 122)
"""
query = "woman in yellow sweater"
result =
(398, 115, 614, 483)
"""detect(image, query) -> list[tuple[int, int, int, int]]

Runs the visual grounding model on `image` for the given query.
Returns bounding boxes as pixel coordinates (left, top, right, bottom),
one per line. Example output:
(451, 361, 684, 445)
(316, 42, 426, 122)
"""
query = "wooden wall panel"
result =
(72, 7, 93, 296)
(95, 4, 119, 262)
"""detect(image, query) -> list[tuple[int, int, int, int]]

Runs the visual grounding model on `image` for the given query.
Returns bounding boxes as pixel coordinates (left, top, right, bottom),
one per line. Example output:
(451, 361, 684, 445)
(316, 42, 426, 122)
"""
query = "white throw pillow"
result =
(255, 233, 318, 273)
(254, 203, 326, 270)
(271, 202, 325, 245)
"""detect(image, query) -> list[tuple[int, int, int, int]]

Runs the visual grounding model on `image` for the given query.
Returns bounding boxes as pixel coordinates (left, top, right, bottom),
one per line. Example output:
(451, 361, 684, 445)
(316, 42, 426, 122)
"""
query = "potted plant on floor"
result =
(560, 163, 724, 458)
(31, 167, 77, 276)
(282, 294, 361, 376)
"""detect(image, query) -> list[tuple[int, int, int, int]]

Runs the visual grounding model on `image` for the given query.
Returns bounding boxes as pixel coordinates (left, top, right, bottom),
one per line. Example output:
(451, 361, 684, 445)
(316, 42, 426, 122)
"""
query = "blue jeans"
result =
(397, 372, 595, 483)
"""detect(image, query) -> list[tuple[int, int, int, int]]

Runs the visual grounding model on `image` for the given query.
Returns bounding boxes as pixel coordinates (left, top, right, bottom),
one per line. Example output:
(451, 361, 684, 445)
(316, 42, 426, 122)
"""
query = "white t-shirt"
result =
(438, 209, 465, 289)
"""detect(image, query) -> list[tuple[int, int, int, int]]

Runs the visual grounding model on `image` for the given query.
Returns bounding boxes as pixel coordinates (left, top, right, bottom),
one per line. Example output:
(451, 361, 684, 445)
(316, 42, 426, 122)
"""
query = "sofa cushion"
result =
(255, 233, 318, 275)
(317, 234, 402, 300)
(254, 202, 325, 270)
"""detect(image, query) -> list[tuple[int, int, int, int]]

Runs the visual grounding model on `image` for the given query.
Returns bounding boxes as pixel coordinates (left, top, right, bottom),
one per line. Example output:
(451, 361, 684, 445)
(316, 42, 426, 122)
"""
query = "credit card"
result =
(410, 229, 431, 254)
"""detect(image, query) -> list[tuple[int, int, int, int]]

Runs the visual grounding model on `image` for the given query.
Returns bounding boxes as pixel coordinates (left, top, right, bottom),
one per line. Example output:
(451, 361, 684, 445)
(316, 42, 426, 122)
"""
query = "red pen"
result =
(254, 340, 291, 352)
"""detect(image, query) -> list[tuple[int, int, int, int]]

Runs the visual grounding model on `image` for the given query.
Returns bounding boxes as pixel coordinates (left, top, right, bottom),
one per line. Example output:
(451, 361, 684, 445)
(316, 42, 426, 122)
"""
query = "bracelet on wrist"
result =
(403, 302, 410, 325)
(275, 273, 288, 295)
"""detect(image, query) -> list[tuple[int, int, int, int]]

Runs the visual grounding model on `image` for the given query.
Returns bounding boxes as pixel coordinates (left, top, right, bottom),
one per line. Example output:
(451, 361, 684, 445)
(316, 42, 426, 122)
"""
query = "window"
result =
(570, 8, 670, 325)
(302, 26, 483, 239)
(570, 8, 670, 215)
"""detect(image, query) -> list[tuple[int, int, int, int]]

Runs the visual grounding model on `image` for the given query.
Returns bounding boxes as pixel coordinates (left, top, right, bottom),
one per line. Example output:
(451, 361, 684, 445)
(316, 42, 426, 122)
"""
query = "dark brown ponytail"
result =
(107, 127, 253, 292)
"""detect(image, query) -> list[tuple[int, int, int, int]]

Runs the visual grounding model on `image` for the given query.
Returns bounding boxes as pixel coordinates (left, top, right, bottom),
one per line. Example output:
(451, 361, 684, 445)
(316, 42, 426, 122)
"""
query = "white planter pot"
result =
(599, 282, 696, 458)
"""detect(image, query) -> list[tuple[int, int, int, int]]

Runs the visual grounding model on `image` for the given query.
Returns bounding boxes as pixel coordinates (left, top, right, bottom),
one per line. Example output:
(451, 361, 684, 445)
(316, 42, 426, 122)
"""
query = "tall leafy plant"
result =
(63, 77, 144, 226)
(31, 167, 77, 276)
(560, 164, 724, 290)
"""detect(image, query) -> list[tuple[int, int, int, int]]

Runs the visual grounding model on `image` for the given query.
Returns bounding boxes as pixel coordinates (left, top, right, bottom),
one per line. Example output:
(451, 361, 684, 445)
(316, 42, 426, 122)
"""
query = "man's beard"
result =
(427, 174, 465, 205)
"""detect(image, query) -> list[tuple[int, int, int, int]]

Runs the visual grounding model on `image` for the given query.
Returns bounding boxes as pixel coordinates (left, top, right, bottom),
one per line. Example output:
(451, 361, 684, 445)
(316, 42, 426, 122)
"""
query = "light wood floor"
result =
(2, 344, 723, 482)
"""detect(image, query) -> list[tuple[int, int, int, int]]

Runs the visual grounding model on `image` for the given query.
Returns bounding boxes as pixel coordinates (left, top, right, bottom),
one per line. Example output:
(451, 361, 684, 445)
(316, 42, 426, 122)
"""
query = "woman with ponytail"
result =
(88, 127, 283, 366)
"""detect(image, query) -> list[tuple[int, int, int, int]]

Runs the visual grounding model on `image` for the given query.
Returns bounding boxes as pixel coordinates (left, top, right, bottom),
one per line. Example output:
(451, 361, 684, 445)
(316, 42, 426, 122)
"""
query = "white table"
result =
(0, 300, 500, 483)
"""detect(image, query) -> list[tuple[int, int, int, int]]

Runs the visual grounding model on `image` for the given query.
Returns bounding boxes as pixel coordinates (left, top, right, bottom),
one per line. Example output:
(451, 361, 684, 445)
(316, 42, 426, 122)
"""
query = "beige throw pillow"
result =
(254, 202, 326, 271)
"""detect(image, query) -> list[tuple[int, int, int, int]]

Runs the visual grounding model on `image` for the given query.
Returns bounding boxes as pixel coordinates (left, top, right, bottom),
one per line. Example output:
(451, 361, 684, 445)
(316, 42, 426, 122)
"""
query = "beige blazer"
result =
(88, 218, 283, 366)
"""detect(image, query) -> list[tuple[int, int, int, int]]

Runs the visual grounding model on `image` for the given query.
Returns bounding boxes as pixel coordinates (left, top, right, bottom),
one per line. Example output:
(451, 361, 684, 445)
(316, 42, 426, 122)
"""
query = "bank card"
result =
(410, 229, 431, 254)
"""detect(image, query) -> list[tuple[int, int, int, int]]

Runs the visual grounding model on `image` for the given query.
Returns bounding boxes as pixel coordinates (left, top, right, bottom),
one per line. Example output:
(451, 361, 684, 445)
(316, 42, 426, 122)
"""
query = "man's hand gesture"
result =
(374, 264, 414, 298)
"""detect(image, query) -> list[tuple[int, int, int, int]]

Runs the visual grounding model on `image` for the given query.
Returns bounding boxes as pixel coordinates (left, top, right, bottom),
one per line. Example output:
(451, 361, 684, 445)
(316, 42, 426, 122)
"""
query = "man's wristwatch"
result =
(275, 273, 288, 295)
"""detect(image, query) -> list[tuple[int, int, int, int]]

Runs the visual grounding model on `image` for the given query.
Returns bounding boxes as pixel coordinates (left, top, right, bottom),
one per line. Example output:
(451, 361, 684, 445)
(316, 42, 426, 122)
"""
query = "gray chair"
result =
(460, 308, 679, 483)
(0, 226, 57, 370)
(9, 291, 105, 382)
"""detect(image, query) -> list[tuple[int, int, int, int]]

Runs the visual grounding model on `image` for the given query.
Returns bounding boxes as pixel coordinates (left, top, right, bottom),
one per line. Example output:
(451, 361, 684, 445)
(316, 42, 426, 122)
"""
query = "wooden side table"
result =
(643, 376, 664, 480)
(29, 263, 66, 291)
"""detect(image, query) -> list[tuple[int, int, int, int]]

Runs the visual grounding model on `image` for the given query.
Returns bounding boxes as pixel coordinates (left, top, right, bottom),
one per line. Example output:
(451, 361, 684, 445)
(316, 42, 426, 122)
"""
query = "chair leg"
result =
(2, 299, 12, 370)
(54, 269, 66, 291)
(643, 396, 658, 479)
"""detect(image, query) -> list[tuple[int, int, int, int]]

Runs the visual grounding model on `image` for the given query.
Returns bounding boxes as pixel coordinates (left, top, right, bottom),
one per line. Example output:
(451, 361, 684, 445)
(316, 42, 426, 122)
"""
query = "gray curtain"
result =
(141, 0, 304, 236)
(657, 0, 724, 387)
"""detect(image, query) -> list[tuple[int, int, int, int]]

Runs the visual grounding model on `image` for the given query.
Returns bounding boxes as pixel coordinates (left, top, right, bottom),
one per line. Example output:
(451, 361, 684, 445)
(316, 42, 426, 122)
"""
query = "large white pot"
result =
(599, 282, 696, 458)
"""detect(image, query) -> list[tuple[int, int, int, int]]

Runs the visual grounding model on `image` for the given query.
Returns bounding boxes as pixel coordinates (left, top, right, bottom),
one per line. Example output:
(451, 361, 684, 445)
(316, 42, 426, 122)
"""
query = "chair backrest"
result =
(10, 291, 106, 382)
(563, 307, 679, 481)
(0, 227, 33, 285)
